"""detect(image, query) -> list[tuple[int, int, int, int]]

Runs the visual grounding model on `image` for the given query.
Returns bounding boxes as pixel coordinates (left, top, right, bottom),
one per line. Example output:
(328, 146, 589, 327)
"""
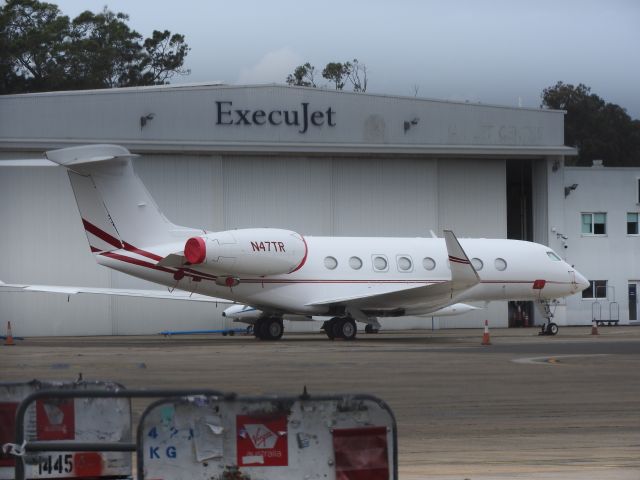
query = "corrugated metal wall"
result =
(0, 153, 507, 335)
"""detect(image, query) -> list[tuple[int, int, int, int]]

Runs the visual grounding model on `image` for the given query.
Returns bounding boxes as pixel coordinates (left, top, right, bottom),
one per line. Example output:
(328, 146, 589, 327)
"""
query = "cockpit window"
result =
(546, 251, 562, 261)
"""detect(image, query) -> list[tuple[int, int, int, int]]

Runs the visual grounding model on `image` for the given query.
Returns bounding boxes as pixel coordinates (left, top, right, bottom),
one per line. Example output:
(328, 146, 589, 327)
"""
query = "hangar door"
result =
(506, 159, 534, 327)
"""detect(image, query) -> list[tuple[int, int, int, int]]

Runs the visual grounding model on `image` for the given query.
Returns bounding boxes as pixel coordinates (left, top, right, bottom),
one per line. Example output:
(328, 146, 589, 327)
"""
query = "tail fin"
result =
(46, 145, 179, 250)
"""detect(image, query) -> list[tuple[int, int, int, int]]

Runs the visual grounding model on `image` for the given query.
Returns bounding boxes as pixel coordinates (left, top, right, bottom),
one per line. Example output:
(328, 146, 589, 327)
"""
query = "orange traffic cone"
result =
(481, 319, 491, 345)
(591, 320, 599, 336)
(4, 321, 15, 346)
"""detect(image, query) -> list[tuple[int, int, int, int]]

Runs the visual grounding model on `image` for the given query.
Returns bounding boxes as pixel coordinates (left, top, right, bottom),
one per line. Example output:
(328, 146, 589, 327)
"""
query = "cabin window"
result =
(397, 255, 413, 272)
(581, 212, 607, 235)
(372, 255, 388, 272)
(349, 256, 363, 270)
(494, 258, 507, 271)
(546, 251, 562, 261)
(324, 256, 338, 270)
(627, 213, 639, 235)
(423, 257, 436, 271)
(471, 258, 483, 271)
(582, 280, 607, 299)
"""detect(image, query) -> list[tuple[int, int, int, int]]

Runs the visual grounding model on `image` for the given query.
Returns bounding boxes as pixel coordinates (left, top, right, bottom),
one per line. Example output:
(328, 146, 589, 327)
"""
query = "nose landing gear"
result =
(536, 300, 559, 336)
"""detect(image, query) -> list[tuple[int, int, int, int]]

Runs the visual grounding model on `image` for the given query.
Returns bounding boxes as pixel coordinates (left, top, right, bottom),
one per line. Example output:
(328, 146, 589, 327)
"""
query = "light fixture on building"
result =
(140, 113, 156, 129)
(564, 183, 578, 197)
(403, 117, 420, 133)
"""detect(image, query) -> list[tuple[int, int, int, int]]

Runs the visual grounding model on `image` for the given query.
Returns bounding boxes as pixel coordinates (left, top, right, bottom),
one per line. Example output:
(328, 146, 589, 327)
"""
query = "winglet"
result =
(443, 230, 480, 289)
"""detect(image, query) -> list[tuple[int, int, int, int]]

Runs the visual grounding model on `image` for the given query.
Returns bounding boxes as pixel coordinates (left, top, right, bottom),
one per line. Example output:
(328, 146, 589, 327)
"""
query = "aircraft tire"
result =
(264, 317, 284, 340)
(254, 319, 267, 339)
(331, 319, 345, 339)
(323, 319, 337, 339)
(548, 322, 559, 336)
(340, 318, 357, 341)
(364, 324, 379, 334)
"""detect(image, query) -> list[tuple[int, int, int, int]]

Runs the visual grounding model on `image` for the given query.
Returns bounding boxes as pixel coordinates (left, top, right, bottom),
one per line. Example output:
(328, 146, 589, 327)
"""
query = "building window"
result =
(582, 280, 608, 299)
(628, 213, 639, 235)
(581, 212, 607, 235)
(637, 178, 640, 204)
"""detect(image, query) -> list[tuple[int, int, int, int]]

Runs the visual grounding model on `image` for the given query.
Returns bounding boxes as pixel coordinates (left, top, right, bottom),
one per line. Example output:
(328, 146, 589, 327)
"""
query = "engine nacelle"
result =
(184, 228, 307, 276)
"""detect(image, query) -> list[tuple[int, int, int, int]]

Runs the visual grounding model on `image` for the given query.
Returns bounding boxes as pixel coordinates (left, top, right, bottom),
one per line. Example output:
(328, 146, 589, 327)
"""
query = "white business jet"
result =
(0, 145, 588, 340)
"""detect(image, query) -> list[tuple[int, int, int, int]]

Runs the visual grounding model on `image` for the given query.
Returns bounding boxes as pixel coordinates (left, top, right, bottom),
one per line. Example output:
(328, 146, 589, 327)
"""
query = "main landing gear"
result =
(322, 317, 357, 341)
(253, 316, 284, 341)
(364, 324, 379, 334)
(536, 299, 559, 336)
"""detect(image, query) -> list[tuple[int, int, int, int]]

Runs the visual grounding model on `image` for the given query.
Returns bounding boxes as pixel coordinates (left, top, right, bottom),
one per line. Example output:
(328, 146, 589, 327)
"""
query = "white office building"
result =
(561, 163, 640, 325)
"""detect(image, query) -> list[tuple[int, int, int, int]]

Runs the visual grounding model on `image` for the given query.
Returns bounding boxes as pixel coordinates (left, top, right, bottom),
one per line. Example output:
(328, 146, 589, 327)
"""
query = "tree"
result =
(286, 62, 316, 87)
(542, 81, 640, 166)
(322, 62, 350, 90)
(346, 58, 367, 92)
(286, 59, 369, 92)
(0, 0, 190, 93)
(67, 8, 145, 89)
(1, 0, 71, 92)
(140, 30, 190, 85)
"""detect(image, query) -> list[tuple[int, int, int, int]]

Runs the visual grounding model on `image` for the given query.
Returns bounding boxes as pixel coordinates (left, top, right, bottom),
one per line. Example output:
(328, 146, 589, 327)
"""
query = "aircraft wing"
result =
(0, 281, 235, 304)
(306, 230, 480, 313)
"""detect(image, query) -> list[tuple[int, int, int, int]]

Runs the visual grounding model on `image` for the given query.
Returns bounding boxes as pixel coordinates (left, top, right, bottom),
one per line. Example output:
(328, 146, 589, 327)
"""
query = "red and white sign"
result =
(36, 399, 75, 441)
(236, 414, 288, 467)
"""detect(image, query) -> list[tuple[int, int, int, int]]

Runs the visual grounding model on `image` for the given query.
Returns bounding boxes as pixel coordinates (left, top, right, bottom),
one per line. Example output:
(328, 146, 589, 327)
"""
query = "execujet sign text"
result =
(216, 101, 336, 134)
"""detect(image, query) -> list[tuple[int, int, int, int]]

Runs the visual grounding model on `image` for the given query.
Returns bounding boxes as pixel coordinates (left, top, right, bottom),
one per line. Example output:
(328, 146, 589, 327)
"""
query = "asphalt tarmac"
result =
(1, 326, 639, 479)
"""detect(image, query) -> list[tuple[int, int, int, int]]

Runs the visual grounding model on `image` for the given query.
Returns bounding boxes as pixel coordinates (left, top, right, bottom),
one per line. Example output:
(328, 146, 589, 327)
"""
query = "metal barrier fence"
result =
(2, 383, 397, 480)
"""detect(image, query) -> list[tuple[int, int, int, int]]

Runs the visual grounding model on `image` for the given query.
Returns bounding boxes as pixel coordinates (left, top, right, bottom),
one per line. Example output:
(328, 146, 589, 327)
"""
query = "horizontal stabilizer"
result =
(45, 144, 138, 168)
(0, 159, 58, 167)
(0, 146, 138, 170)
(0, 282, 235, 304)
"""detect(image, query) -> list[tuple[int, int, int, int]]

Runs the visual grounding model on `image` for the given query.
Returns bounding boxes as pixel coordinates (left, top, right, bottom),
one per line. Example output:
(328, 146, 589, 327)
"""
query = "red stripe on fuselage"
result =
(122, 242, 163, 261)
(101, 252, 176, 274)
(448, 255, 470, 264)
(83, 219, 165, 262)
(99, 252, 575, 288)
(82, 219, 123, 249)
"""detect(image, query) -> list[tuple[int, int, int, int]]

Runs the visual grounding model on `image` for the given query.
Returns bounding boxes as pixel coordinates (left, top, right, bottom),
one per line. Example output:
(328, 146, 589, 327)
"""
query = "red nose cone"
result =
(184, 237, 206, 264)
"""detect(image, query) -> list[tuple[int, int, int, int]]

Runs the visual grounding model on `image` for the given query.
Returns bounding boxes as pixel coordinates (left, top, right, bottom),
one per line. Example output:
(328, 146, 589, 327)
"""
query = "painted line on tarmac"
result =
(512, 354, 610, 365)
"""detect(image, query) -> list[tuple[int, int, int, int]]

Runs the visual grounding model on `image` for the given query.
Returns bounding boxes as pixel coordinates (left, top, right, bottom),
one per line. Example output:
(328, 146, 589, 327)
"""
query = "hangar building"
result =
(0, 83, 579, 336)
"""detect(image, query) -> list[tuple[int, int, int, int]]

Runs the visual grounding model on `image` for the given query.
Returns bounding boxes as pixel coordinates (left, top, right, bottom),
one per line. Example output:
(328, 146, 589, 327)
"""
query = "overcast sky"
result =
(50, 0, 640, 118)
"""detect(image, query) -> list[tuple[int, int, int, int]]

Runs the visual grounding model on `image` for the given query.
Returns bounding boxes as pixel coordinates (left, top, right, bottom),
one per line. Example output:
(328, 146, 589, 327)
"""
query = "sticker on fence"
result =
(139, 394, 397, 480)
